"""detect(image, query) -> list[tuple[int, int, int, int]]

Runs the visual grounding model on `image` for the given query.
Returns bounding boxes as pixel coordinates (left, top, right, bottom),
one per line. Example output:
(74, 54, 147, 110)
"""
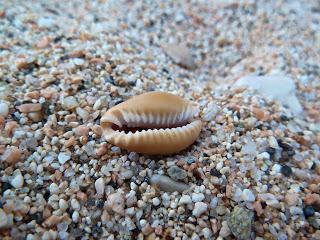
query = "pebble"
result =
(11, 173, 24, 188)
(119, 169, 134, 179)
(202, 102, 219, 121)
(285, 192, 299, 206)
(71, 199, 80, 211)
(0, 209, 8, 229)
(59, 199, 68, 211)
(43, 215, 65, 227)
(74, 125, 89, 137)
(152, 198, 161, 206)
(219, 221, 231, 237)
(179, 195, 192, 205)
(303, 206, 315, 217)
(111, 146, 121, 154)
(58, 152, 71, 164)
(107, 192, 125, 215)
(150, 174, 190, 192)
(216, 205, 227, 216)
(95, 177, 105, 195)
(281, 165, 292, 177)
(241, 189, 256, 202)
(128, 152, 139, 161)
(227, 206, 254, 240)
(4, 121, 18, 136)
(191, 193, 205, 202)
(309, 217, 320, 230)
(192, 202, 207, 217)
(62, 96, 78, 110)
(16, 103, 42, 113)
(72, 211, 79, 223)
(76, 107, 89, 121)
(0, 102, 9, 117)
(28, 111, 43, 122)
(268, 136, 280, 149)
(1, 146, 21, 165)
(167, 166, 187, 181)
(210, 197, 219, 208)
(49, 183, 59, 194)
(304, 194, 320, 206)
(162, 43, 197, 69)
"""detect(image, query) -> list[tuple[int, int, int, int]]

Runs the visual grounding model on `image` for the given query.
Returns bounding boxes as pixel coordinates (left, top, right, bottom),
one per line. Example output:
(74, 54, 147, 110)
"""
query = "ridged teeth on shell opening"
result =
(140, 112, 148, 124)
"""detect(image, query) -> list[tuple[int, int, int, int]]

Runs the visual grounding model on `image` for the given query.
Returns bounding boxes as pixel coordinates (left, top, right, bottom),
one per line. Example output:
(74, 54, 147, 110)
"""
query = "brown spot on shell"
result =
(100, 92, 202, 155)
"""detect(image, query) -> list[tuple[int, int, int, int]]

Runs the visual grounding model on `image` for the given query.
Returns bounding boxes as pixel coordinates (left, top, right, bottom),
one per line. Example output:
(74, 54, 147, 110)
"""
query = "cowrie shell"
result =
(101, 92, 202, 155)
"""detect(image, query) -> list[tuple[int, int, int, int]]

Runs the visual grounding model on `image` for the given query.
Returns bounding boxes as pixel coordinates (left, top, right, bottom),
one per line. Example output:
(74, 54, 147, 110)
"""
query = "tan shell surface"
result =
(101, 92, 202, 155)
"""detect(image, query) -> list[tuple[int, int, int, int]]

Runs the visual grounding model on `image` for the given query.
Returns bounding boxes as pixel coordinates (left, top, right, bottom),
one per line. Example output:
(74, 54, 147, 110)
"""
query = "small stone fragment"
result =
(28, 112, 43, 122)
(95, 177, 105, 195)
(49, 183, 59, 194)
(219, 220, 231, 238)
(64, 136, 76, 148)
(191, 193, 205, 202)
(0, 102, 9, 117)
(76, 107, 89, 121)
(241, 189, 255, 202)
(162, 43, 197, 69)
(303, 206, 315, 217)
(309, 217, 320, 230)
(107, 192, 125, 215)
(4, 121, 18, 136)
(192, 202, 207, 217)
(167, 165, 187, 181)
(11, 173, 24, 188)
(43, 215, 63, 227)
(150, 174, 190, 192)
(227, 206, 254, 240)
(202, 102, 219, 121)
(16, 103, 42, 113)
(58, 152, 71, 164)
(74, 125, 89, 137)
(304, 194, 320, 206)
(179, 195, 192, 205)
(285, 192, 299, 206)
(62, 96, 78, 110)
(1, 146, 21, 165)
(281, 165, 292, 177)
(0, 208, 8, 229)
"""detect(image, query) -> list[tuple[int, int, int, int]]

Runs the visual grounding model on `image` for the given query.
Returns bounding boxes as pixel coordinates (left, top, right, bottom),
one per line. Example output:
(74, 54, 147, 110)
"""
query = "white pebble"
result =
(192, 202, 207, 217)
(59, 199, 68, 211)
(0, 102, 9, 117)
(192, 193, 205, 202)
(152, 197, 161, 206)
(210, 197, 218, 208)
(241, 189, 255, 202)
(271, 164, 282, 174)
(71, 199, 80, 211)
(0, 209, 8, 228)
(11, 174, 24, 188)
(62, 96, 78, 110)
(49, 183, 59, 194)
(257, 152, 270, 160)
(219, 220, 231, 237)
(202, 227, 212, 239)
(58, 152, 71, 164)
(179, 195, 192, 205)
(72, 211, 79, 223)
(95, 177, 105, 195)
(76, 107, 89, 121)
(268, 136, 279, 149)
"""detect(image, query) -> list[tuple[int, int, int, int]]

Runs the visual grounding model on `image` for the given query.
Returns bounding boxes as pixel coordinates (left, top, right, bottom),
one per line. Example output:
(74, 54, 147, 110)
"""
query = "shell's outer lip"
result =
(100, 92, 202, 155)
